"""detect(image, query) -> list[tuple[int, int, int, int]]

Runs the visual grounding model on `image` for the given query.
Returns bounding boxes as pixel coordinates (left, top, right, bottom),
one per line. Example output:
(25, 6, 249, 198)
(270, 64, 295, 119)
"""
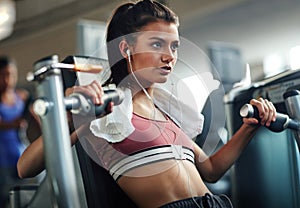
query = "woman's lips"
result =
(159, 66, 171, 75)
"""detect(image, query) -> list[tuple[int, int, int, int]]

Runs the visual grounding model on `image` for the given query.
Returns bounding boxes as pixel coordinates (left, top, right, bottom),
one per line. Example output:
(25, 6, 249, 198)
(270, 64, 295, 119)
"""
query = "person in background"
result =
(0, 55, 30, 207)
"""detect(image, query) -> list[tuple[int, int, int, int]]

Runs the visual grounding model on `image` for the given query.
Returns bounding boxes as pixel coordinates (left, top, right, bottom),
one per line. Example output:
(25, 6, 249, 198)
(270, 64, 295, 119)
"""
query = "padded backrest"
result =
(75, 142, 137, 208)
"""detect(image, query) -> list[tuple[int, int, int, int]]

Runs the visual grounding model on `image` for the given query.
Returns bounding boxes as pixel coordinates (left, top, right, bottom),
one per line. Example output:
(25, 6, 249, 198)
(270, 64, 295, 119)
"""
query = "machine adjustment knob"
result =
(33, 99, 50, 116)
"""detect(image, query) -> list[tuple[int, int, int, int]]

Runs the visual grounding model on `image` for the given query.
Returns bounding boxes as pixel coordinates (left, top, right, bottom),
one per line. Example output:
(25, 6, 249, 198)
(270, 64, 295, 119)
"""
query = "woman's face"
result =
(129, 20, 179, 85)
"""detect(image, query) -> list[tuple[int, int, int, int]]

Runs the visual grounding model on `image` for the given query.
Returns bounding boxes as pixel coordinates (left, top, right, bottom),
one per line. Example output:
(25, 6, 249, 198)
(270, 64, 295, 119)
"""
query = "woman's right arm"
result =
(17, 80, 113, 178)
(17, 128, 80, 178)
(17, 135, 45, 178)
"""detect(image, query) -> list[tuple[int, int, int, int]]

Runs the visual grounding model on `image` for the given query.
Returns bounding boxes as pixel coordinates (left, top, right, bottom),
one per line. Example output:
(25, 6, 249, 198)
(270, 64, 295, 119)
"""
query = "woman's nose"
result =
(161, 49, 176, 63)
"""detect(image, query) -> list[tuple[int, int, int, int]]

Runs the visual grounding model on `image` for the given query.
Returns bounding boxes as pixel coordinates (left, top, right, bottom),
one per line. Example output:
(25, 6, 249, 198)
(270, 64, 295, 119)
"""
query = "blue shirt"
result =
(0, 93, 26, 167)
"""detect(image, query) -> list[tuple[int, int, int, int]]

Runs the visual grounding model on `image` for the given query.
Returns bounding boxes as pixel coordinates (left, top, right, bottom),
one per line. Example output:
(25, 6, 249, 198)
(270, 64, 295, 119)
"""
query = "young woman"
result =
(17, 1, 277, 208)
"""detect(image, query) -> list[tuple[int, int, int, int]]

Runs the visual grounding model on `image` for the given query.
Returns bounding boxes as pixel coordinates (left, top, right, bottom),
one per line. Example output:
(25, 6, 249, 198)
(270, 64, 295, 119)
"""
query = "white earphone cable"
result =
(127, 49, 201, 207)
(127, 50, 153, 101)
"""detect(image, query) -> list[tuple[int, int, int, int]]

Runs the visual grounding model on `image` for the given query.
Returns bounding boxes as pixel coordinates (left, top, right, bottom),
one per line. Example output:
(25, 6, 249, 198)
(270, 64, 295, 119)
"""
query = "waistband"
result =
(159, 194, 233, 208)
(109, 145, 194, 181)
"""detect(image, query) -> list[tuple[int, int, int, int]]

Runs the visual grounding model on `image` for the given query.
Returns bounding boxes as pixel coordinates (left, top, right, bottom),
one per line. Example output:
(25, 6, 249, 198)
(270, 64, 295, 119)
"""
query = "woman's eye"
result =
(171, 42, 179, 51)
(152, 42, 162, 48)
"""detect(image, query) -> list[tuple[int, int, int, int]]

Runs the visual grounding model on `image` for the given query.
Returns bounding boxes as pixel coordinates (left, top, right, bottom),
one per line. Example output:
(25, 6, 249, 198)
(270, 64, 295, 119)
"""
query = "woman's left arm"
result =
(195, 98, 276, 183)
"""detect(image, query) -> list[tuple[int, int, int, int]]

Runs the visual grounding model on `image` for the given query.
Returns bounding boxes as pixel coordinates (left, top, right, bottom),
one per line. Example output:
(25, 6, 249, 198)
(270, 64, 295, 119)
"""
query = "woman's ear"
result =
(119, 40, 130, 58)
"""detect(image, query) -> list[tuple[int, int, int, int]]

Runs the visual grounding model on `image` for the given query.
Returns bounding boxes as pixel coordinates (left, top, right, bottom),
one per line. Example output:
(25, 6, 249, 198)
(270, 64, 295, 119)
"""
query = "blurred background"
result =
(1, 0, 300, 208)
(1, 0, 300, 87)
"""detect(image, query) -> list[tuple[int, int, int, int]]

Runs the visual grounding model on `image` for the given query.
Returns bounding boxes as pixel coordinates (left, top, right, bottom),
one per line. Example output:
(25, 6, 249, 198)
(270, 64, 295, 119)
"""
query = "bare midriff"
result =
(118, 159, 211, 208)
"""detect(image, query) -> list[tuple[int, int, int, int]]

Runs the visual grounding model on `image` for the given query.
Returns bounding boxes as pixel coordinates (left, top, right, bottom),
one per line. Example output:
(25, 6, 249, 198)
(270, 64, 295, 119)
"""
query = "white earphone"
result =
(126, 49, 132, 64)
(126, 49, 130, 56)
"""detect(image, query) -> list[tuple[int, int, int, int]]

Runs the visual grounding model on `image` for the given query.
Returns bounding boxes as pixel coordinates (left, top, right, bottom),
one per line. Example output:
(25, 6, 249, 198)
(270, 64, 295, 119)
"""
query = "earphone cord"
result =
(168, 77, 201, 208)
(128, 53, 201, 208)
(127, 52, 153, 101)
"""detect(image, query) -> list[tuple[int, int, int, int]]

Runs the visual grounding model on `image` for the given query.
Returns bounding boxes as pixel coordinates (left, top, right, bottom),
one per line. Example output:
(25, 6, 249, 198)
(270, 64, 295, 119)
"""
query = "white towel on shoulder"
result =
(90, 87, 204, 143)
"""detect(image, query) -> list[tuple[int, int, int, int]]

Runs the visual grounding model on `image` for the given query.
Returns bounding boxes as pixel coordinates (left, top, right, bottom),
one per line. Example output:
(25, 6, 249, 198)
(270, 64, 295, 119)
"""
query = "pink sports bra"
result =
(105, 113, 195, 181)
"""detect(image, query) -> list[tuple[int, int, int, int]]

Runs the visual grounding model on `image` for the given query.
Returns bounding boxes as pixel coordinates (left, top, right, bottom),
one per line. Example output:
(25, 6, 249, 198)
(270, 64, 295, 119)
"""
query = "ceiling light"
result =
(0, 0, 16, 41)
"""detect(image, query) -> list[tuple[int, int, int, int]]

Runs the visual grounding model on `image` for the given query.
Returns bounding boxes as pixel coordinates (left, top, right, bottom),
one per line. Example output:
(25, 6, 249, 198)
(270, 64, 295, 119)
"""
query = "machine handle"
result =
(240, 104, 300, 132)
(67, 88, 124, 116)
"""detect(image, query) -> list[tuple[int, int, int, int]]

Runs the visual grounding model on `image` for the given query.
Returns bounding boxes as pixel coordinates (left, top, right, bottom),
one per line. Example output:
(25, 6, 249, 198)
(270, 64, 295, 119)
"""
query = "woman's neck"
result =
(132, 89, 153, 105)
(132, 88, 167, 121)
